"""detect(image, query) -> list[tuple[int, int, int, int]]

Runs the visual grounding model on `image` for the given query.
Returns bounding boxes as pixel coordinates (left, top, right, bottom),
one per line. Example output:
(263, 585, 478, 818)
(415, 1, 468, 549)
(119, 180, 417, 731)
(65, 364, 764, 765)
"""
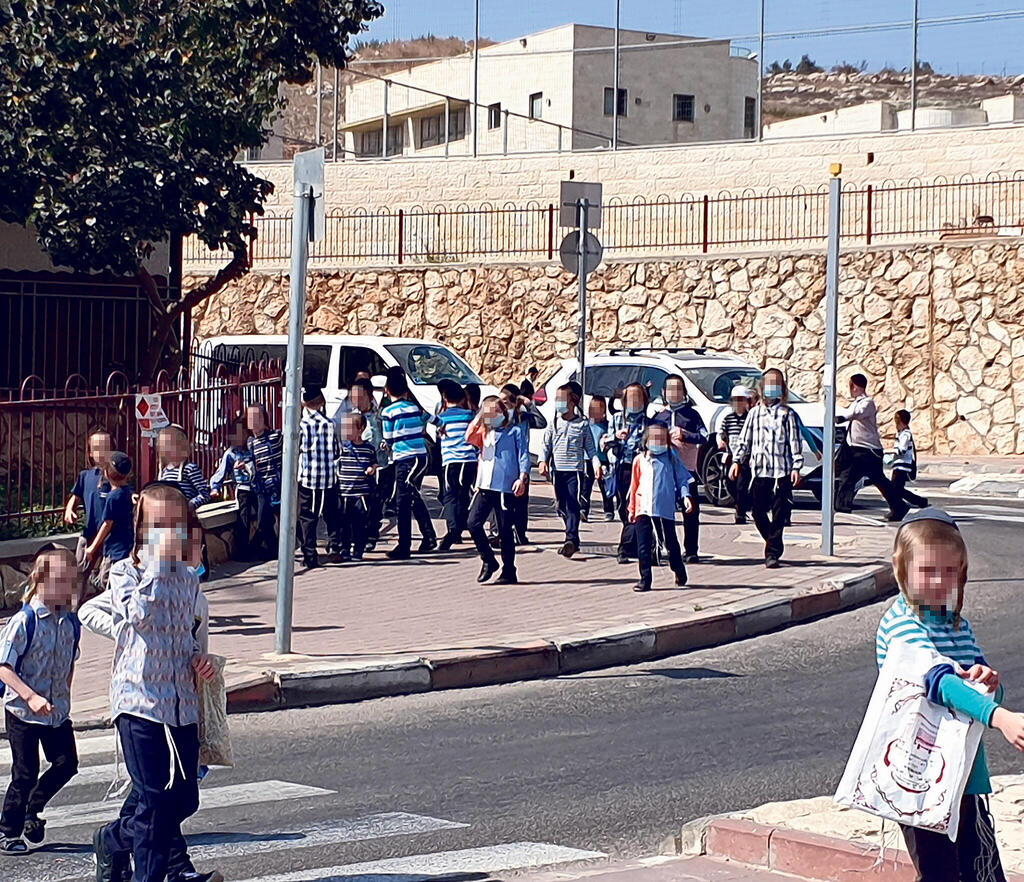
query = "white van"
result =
(195, 334, 498, 415)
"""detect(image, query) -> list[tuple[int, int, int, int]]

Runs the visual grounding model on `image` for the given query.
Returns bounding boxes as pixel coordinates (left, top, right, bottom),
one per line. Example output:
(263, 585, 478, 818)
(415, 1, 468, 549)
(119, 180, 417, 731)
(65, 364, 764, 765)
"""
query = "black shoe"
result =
(684, 554, 700, 564)
(364, 540, 377, 554)
(350, 552, 364, 562)
(617, 549, 630, 564)
(302, 557, 320, 570)
(477, 560, 499, 583)
(0, 835, 27, 854)
(93, 826, 124, 881)
(734, 515, 747, 524)
(633, 580, 652, 592)
(385, 547, 411, 560)
(604, 512, 616, 522)
(916, 498, 929, 508)
(675, 570, 688, 587)
(417, 537, 438, 554)
(885, 511, 906, 522)
(765, 556, 780, 569)
(22, 816, 43, 844)
(438, 534, 457, 552)
(174, 872, 226, 882)
(494, 570, 518, 585)
(560, 540, 578, 558)
(488, 534, 501, 549)
(580, 511, 589, 523)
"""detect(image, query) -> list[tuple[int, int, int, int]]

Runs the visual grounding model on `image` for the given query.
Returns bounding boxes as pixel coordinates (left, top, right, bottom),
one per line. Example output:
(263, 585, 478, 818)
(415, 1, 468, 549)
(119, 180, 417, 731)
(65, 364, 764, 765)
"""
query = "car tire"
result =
(702, 449, 734, 508)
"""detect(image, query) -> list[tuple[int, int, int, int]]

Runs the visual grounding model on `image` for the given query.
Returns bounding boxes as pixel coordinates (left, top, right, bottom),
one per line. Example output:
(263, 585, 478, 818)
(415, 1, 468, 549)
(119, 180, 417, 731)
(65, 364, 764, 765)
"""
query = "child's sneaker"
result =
(22, 816, 44, 844)
(0, 835, 28, 854)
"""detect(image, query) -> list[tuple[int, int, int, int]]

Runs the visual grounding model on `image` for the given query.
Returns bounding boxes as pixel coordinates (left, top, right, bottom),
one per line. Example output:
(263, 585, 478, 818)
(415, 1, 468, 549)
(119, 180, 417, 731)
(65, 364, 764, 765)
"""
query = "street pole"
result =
(315, 63, 323, 146)
(910, 0, 919, 131)
(472, 0, 480, 158)
(577, 198, 589, 396)
(275, 183, 313, 655)
(757, 0, 766, 141)
(382, 80, 389, 159)
(612, 0, 621, 150)
(333, 67, 340, 160)
(821, 167, 842, 557)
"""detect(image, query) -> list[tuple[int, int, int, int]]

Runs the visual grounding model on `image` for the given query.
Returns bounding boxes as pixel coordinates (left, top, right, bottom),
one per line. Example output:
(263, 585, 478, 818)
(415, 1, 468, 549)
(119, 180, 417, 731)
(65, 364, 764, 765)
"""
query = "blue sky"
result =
(362, 1, 1024, 75)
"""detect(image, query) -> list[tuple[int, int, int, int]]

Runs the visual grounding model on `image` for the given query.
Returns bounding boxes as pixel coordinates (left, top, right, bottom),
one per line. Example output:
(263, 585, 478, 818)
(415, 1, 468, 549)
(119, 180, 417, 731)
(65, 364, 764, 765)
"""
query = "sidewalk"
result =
(62, 480, 898, 726)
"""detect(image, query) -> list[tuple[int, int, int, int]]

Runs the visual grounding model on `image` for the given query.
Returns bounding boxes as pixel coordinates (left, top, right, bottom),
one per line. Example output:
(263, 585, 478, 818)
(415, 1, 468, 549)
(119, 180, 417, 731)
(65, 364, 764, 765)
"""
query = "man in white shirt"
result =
(835, 373, 909, 521)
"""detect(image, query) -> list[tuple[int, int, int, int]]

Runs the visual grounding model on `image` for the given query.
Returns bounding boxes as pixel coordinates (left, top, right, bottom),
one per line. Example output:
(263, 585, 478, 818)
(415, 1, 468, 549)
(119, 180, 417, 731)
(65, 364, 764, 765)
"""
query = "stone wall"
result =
(190, 239, 1024, 456)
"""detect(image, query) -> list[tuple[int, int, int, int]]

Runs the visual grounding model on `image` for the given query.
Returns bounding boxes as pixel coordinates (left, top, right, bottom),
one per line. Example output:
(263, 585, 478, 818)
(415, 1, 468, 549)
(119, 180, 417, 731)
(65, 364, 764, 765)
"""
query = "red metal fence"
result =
(184, 172, 1024, 269)
(0, 345, 282, 538)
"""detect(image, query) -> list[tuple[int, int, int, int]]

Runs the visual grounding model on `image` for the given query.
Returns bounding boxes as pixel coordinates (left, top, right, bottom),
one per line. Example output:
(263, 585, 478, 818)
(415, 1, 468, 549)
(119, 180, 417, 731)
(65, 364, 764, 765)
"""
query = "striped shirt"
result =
(541, 415, 599, 472)
(430, 407, 478, 465)
(299, 409, 339, 490)
(721, 411, 748, 459)
(248, 430, 284, 502)
(733, 403, 803, 480)
(159, 462, 211, 509)
(334, 441, 376, 496)
(893, 428, 916, 473)
(381, 399, 428, 462)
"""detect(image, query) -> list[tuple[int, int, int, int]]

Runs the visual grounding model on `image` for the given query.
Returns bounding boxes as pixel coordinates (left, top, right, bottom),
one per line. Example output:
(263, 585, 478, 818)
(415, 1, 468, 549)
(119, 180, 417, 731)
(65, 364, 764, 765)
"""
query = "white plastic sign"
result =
(135, 393, 170, 438)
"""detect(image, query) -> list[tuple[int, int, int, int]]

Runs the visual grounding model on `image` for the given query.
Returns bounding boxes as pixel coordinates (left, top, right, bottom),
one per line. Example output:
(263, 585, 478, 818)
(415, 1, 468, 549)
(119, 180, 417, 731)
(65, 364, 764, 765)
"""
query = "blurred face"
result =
(732, 395, 749, 415)
(88, 433, 112, 467)
(664, 379, 686, 406)
(499, 389, 515, 409)
(247, 406, 266, 434)
(624, 388, 645, 414)
(350, 386, 371, 412)
(482, 399, 505, 429)
(895, 414, 906, 430)
(762, 371, 784, 401)
(230, 425, 248, 448)
(341, 416, 362, 443)
(35, 554, 77, 609)
(141, 496, 190, 562)
(160, 431, 188, 463)
(588, 399, 607, 422)
(647, 425, 669, 453)
(904, 542, 964, 612)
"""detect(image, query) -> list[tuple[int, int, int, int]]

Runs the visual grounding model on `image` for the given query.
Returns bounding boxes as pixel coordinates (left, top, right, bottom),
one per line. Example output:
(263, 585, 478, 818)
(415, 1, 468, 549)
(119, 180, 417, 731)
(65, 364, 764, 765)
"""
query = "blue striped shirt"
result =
(430, 407, 478, 465)
(381, 399, 428, 462)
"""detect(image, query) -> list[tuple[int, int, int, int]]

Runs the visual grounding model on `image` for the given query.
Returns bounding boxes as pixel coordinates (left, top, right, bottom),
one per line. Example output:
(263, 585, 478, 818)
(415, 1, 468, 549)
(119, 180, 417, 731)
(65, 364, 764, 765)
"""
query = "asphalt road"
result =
(10, 489, 1024, 882)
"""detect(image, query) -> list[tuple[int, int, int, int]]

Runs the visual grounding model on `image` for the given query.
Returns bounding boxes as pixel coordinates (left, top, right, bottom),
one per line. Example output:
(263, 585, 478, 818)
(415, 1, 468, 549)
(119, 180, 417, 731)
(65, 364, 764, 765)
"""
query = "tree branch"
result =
(136, 265, 168, 316)
(168, 247, 250, 322)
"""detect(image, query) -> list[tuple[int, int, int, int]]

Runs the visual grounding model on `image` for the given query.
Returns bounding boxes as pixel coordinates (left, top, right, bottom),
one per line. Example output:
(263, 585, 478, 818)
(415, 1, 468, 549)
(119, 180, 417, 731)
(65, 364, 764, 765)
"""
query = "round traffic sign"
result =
(559, 231, 604, 275)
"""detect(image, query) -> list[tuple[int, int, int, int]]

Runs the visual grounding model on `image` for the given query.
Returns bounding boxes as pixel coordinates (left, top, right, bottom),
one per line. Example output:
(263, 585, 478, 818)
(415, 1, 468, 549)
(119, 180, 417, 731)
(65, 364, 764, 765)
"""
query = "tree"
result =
(0, 0, 384, 377)
(795, 54, 823, 75)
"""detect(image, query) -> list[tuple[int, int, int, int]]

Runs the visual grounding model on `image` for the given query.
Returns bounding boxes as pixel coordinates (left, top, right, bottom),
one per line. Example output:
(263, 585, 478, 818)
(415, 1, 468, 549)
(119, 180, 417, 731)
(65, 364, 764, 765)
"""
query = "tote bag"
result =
(835, 640, 985, 841)
(198, 654, 234, 768)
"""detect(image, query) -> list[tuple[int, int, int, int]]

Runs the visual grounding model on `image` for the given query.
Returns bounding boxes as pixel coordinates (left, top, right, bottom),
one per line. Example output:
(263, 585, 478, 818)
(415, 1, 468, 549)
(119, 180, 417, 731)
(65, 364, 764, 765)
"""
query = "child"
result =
(877, 508, 1024, 881)
(653, 374, 707, 563)
(431, 380, 478, 551)
(729, 368, 803, 569)
(63, 429, 113, 578)
(246, 403, 284, 560)
(628, 423, 694, 592)
(604, 383, 651, 564)
(334, 412, 377, 562)
(380, 369, 437, 560)
(466, 397, 530, 585)
(210, 418, 258, 561)
(891, 409, 929, 510)
(499, 383, 546, 545)
(297, 386, 340, 569)
(539, 384, 601, 559)
(719, 387, 752, 524)
(346, 379, 387, 553)
(93, 483, 217, 882)
(84, 451, 135, 591)
(0, 547, 80, 854)
(157, 426, 212, 510)
(581, 397, 615, 523)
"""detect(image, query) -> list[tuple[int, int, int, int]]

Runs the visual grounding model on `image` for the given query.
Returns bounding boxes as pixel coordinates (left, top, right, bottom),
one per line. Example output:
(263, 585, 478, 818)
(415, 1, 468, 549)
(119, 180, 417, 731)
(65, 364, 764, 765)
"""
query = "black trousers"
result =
(391, 456, 436, 551)
(892, 469, 928, 508)
(441, 461, 478, 540)
(378, 464, 396, 516)
(900, 794, 1007, 882)
(727, 460, 752, 518)
(249, 490, 280, 560)
(635, 516, 686, 587)
(581, 462, 615, 518)
(297, 485, 339, 565)
(751, 476, 793, 561)
(102, 715, 200, 882)
(468, 489, 517, 576)
(615, 460, 638, 558)
(682, 479, 700, 557)
(553, 470, 582, 545)
(836, 445, 909, 516)
(0, 712, 79, 837)
(338, 495, 369, 555)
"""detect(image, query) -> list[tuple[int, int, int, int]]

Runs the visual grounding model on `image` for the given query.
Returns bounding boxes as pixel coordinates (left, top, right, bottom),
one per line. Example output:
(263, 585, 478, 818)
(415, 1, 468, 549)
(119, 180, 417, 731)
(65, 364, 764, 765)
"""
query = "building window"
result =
(603, 87, 627, 117)
(420, 114, 443, 148)
(358, 129, 382, 157)
(488, 102, 502, 129)
(744, 96, 757, 139)
(448, 108, 466, 141)
(386, 125, 404, 156)
(529, 92, 543, 120)
(673, 93, 695, 122)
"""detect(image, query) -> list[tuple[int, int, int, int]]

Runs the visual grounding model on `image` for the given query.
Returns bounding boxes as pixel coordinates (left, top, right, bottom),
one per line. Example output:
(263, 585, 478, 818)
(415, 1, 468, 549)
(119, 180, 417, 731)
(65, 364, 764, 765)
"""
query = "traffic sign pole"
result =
(821, 169, 842, 557)
(577, 198, 589, 397)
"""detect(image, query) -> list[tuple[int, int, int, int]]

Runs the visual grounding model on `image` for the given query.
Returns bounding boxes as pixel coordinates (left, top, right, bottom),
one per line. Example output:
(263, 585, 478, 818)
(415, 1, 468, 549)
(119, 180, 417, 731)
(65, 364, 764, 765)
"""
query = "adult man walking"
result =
(834, 373, 909, 522)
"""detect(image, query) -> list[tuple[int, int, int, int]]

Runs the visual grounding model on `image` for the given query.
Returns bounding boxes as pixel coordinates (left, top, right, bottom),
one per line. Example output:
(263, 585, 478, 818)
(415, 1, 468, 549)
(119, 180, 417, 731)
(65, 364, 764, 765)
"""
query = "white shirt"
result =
(842, 394, 883, 450)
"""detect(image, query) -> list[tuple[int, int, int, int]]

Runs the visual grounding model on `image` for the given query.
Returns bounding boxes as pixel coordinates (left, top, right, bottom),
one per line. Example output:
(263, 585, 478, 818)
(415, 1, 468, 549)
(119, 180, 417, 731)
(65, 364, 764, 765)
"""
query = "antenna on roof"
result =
(674, 0, 683, 34)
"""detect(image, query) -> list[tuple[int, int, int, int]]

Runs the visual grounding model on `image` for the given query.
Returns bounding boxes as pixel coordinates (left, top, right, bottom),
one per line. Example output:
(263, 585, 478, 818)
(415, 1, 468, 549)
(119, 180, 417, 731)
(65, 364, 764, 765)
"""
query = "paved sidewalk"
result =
(63, 480, 897, 725)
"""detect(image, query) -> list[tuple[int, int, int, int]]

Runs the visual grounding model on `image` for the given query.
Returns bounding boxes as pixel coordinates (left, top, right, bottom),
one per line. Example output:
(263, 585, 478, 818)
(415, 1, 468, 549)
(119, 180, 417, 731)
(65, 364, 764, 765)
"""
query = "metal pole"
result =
(612, 0, 621, 150)
(275, 184, 313, 654)
(472, 0, 480, 157)
(757, 0, 766, 140)
(315, 63, 323, 146)
(577, 199, 589, 396)
(444, 97, 450, 158)
(333, 67, 340, 160)
(382, 80, 389, 158)
(910, 0, 919, 131)
(503, 109, 509, 155)
(821, 174, 842, 557)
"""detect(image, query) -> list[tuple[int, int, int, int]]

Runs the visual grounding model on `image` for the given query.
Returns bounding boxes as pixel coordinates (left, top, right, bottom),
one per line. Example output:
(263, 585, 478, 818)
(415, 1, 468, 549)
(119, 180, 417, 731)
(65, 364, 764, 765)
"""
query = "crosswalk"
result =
(3, 731, 607, 882)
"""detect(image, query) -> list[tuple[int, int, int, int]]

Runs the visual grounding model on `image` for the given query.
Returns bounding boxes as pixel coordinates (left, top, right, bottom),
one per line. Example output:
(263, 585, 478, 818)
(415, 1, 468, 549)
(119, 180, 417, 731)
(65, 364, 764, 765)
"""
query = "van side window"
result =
(338, 346, 389, 387)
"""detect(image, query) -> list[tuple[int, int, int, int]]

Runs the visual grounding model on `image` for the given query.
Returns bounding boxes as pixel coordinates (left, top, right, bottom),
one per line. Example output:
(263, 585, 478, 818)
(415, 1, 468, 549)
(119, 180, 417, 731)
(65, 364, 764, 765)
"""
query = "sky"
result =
(361, 0, 1024, 76)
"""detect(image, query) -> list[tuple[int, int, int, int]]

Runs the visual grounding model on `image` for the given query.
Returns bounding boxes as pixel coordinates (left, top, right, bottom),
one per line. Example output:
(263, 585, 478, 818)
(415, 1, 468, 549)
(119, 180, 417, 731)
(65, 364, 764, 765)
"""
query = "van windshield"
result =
(208, 343, 330, 389)
(385, 344, 483, 386)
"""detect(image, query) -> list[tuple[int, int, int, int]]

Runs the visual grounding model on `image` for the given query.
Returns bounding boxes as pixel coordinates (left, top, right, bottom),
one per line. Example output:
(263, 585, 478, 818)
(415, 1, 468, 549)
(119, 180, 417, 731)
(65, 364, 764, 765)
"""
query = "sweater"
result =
(628, 449, 693, 521)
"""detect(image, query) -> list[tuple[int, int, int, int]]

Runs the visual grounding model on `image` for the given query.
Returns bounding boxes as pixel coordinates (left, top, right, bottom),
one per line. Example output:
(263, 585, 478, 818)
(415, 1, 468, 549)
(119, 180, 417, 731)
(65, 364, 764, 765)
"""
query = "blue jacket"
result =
(474, 424, 531, 494)
(629, 449, 693, 521)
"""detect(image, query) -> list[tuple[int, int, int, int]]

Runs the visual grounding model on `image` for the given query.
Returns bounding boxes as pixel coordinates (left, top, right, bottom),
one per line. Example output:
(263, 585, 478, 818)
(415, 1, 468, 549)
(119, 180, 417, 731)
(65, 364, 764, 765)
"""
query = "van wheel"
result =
(702, 449, 734, 508)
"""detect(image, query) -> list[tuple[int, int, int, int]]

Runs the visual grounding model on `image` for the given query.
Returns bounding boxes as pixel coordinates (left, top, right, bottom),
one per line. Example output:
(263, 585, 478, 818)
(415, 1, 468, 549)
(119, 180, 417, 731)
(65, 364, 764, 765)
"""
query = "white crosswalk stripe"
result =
(0, 732, 116, 768)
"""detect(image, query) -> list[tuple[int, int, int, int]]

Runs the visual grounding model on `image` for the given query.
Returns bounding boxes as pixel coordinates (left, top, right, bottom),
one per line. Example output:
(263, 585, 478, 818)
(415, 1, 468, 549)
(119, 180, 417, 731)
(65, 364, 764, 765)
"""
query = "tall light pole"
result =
(821, 163, 842, 557)
(472, 0, 480, 157)
(910, 0, 919, 131)
(757, 0, 766, 140)
(612, 0, 621, 150)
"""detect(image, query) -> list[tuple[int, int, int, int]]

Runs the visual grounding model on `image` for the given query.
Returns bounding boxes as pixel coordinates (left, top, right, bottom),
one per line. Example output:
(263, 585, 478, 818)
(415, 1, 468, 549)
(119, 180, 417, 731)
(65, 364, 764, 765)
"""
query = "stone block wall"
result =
(190, 239, 1024, 456)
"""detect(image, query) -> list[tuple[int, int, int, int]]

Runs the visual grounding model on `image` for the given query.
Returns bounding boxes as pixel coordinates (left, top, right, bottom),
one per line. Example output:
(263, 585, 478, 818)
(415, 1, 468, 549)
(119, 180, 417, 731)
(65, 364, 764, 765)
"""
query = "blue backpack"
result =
(14, 603, 82, 676)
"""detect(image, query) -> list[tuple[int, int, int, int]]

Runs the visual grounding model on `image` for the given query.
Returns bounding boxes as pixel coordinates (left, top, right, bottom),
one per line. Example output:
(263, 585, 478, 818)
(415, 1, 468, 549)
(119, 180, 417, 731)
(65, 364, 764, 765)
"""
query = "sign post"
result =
(559, 181, 603, 396)
(821, 164, 842, 557)
(275, 147, 325, 655)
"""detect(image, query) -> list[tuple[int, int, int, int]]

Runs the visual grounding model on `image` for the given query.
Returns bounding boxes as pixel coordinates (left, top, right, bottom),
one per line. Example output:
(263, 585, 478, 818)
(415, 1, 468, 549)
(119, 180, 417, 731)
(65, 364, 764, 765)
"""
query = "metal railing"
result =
(0, 346, 283, 538)
(184, 172, 1024, 270)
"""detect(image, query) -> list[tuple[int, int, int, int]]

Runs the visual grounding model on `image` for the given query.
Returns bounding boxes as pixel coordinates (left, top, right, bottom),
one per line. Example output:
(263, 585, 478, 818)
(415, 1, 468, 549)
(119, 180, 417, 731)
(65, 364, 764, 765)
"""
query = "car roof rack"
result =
(607, 346, 712, 357)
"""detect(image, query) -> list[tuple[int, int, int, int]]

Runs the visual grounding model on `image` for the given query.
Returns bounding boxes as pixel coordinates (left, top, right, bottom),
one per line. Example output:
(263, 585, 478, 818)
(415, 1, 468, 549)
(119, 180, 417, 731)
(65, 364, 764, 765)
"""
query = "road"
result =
(9, 489, 1023, 882)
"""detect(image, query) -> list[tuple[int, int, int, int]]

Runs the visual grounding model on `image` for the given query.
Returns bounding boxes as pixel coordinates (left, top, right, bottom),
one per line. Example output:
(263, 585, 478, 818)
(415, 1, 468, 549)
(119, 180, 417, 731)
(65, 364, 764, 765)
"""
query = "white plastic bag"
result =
(198, 654, 234, 768)
(835, 640, 983, 841)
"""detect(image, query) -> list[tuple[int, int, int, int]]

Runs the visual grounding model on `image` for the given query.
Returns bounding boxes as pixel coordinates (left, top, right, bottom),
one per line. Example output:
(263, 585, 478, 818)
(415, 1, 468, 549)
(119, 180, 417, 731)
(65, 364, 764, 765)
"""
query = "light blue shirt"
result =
(108, 558, 201, 728)
(0, 598, 79, 726)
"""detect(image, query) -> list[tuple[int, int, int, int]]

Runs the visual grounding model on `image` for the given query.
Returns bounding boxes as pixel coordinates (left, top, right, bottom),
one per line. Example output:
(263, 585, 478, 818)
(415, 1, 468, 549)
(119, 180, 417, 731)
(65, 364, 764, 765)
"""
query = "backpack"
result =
(14, 603, 82, 677)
